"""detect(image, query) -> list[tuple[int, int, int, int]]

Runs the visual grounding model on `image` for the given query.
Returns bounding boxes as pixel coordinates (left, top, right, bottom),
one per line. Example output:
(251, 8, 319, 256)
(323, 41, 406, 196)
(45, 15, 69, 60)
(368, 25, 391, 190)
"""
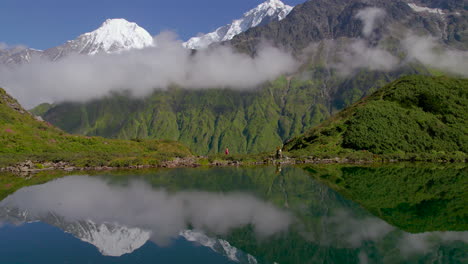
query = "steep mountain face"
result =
(44, 18, 154, 61)
(0, 19, 154, 64)
(184, 0, 293, 49)
(229, 0, 467, 53)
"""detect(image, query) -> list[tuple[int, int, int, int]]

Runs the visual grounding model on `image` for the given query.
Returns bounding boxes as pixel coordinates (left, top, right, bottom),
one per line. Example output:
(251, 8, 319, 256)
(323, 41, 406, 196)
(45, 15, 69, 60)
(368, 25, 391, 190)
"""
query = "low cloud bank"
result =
(0, 32, 297, 108)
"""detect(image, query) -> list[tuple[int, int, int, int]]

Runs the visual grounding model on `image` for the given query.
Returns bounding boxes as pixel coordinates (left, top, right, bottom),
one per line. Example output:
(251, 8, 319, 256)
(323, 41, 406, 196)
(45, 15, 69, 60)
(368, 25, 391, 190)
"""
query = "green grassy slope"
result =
(284, 75, 468, 161)
(0, 88, 191, 167)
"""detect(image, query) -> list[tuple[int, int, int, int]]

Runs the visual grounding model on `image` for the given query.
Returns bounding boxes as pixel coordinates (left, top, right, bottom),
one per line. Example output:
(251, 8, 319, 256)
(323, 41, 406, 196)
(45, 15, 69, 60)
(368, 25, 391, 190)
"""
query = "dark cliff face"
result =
(228, 0, 467, 54)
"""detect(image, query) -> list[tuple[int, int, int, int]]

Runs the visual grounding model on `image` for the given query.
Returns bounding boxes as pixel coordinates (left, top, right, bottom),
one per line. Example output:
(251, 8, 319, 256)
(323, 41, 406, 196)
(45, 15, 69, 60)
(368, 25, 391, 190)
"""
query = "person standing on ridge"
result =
(225, 147, 229, 155)
(276, 146, 282, 159)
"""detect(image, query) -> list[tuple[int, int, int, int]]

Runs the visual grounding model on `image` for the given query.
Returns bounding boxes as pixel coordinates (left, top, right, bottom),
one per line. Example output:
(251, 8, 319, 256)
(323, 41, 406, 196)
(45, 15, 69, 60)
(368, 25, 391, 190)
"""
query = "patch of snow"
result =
(408, 3, 445, 15)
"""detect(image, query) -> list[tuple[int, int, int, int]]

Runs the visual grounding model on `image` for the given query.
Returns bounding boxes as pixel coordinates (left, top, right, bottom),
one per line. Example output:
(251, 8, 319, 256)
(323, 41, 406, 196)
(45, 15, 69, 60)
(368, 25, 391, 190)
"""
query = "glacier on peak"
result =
(183, 0, 293, 49)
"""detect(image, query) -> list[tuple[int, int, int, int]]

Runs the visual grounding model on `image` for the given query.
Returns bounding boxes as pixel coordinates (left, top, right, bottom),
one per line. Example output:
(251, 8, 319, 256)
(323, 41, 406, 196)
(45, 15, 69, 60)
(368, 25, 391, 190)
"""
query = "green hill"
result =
(284, 75, 468, 161)
(0, 88, 191, 167)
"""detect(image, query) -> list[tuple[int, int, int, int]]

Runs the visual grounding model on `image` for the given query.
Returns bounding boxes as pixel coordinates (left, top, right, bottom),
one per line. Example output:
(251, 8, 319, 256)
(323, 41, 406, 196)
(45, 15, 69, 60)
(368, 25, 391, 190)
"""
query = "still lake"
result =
(0, 165, 466, 263)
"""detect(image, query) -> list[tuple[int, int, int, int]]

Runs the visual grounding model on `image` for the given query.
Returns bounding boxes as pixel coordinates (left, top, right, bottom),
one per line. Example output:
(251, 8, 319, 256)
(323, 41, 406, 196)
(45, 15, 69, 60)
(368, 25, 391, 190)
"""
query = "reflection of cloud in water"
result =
(319, 209, 467, 261)
(0, 176, 292, 246)
(327, 210, 395, 248)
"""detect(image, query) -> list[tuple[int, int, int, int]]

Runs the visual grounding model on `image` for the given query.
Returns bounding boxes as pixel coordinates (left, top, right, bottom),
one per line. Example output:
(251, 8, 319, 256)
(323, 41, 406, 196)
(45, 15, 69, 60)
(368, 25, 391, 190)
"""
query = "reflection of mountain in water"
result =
(0, 207, 257, 262)
(0, 166, 466, 263)
(0, 207, 150, 257)
(180, 230, 258, 264)
(64, 220, 150, 257)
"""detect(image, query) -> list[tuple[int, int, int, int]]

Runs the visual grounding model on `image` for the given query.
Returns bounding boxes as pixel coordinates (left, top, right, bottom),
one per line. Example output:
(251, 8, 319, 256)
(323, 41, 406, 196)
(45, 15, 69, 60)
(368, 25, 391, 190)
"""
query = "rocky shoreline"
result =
(0, 156, 376, 175)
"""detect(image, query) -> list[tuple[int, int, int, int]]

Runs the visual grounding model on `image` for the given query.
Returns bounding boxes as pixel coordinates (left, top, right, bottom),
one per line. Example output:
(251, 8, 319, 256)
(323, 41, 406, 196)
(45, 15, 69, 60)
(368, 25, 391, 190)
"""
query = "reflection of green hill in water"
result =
(1, 164, 466, 263)
(304, 164, 468, 233)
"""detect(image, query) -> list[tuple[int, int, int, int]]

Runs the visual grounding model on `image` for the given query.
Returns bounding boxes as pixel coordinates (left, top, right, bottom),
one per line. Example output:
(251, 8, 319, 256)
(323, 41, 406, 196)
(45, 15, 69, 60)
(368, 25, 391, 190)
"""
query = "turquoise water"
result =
(0, 166, 466, 263)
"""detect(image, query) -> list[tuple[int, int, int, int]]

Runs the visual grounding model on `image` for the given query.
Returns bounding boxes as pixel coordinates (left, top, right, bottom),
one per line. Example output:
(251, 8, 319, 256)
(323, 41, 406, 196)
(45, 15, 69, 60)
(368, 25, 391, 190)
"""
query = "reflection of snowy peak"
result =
(44, 18, 154, 61)
(67, 220, 151, 257)
(0, 207, 258, 261)
(180, 230, 258, 264)
(184, 0, 293, 49)
(0, 207, 150, 257)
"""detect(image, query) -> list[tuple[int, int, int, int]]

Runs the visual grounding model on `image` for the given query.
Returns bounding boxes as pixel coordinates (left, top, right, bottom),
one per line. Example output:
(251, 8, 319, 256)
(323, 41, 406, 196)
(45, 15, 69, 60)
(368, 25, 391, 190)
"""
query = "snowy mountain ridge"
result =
(0, 18, 154, 64)
(1, 1, 295, 64)
(183, 0, 293, 49)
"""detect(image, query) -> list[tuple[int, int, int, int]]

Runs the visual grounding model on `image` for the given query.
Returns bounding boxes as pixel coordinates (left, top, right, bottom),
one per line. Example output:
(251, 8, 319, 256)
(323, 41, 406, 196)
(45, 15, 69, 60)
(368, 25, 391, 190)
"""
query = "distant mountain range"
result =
(0, 19, 154, 65)
(0, 0, 295, 65)
(5, 0, 468, 155)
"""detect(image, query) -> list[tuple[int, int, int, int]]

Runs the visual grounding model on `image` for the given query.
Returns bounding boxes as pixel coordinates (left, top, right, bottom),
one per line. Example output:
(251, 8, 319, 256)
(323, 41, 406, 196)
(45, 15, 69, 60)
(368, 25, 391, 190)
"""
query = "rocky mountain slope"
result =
(229, 0, 467, 53)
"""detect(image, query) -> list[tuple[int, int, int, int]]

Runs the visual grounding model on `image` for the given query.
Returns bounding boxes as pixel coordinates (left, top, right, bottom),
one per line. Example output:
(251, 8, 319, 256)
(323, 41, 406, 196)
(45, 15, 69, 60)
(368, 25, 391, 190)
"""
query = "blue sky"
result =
(1, 0, 305, 50)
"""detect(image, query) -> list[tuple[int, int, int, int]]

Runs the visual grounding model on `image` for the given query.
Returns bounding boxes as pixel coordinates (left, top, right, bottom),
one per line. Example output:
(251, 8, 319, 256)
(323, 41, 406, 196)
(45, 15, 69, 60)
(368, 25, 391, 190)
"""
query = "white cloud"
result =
(355, 7, 386, 37)
(333, 39, 400, 76)
(402, 34, 468, 77)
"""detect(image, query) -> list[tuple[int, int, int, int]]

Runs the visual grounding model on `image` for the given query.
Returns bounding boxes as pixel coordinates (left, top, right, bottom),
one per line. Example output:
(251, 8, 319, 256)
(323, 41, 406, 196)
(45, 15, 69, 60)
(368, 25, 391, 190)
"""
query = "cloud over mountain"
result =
(0, 32, 297, 108)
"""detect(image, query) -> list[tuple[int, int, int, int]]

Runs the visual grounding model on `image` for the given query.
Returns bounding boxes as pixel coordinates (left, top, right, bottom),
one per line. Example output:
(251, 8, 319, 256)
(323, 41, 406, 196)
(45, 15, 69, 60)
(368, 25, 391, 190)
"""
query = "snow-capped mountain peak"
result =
(183, 0, 293, 49)
(245, 0, 292, 19)
(43, 18, 154, 61)
(74, 18, 154, 55)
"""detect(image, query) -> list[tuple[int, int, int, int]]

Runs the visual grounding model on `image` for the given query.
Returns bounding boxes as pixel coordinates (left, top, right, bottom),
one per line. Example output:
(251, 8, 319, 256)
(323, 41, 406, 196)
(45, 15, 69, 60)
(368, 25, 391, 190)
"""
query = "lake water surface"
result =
(0, 165, 466, 263)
